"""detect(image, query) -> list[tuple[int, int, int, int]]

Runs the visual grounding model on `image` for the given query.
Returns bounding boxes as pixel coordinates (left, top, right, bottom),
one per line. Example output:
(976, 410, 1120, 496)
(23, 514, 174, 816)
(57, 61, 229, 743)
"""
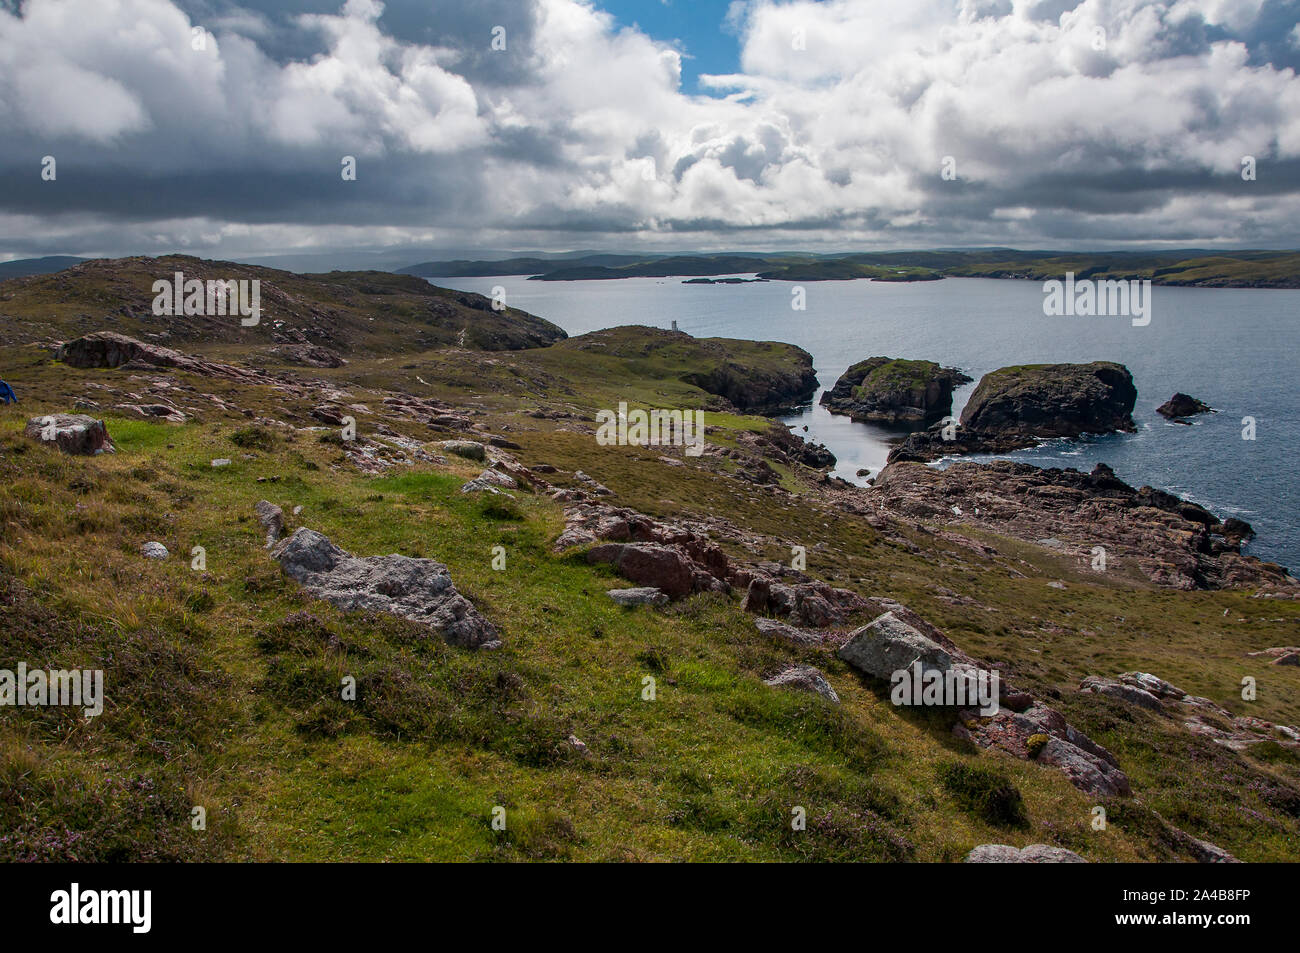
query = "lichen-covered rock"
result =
(754, 617, 823, 645)
(460, 469, 517, 494)
(271, 527, 500, 649)
(764, 665, 840, 703)
(1079, 675, 1163, 711)
(964, 844, 1086, 863)
(24, 414, 115, 455)
(1035, 735, 1132, 797)
(837, 612, 956, 680)
(116, 403, 186, 424)
(606, 587, 669, 607)
(440, 440, 486, 462)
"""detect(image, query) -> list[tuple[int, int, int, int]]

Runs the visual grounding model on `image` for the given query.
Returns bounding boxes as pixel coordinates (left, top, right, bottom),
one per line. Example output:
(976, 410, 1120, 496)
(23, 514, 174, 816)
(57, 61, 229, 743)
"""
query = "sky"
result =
(1, 0, 1300, 263)
(599, 0, 741, 93)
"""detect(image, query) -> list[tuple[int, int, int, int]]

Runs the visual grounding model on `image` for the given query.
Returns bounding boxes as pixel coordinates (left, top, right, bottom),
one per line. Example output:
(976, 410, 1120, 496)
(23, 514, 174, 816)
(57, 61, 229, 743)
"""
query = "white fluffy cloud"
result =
(1, 0, 1298, 258)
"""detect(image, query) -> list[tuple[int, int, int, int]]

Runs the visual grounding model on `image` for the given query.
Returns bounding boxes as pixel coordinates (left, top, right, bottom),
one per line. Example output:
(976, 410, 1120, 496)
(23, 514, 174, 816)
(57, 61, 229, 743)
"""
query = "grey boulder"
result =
(461, 469, 518, 494)
(965, 844, 1086, 863)
(271, 527, 501, 649)
(764, 665, 840, 703)
(837, 611, 955, 679)
(1079, 675, 1163, 711)
(607, 587, 669, 607)
(24, 414, 115, 455)
(754, 617, 822, 646)
(440, 440, 486, 462)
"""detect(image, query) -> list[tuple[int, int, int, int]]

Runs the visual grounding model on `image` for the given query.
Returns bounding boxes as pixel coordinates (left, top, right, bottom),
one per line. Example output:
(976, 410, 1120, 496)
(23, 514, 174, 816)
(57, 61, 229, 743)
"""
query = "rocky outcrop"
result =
(587, 542, 729, 600)
(1079, 675, 1163, 711)
(837, 609, 1130, 797)
(554, 499, 864, 620)
(754, 421, 835, 469)
(872, 460, 1296, 593)
(764, 665, 840, 703)
(460, 469, 517, 494)
(558, 504, 727, 601)
(268, 343, 347, 368)
(740, 576, 869, 627)
(820, 357, 971, 425)
(1079, 670, 1300, 756)
(1156, 392, 1214, 422)
(754, 617, 826, 646)
(1249, 646, 1300, 665)
(271, 527, 500, 649)
(115, 402, 186, 424)
(964, 844, 1086, 863)
(24, 414, 115, 454)
(889, 361, 1136, 462)
(56, 331, 262, 383)
(960, 702, 1132, 797)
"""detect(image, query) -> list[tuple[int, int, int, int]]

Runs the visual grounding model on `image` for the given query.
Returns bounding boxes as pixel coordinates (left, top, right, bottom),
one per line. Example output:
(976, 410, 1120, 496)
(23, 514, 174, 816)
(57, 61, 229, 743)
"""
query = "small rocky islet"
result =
(820, 357, 971, 425)
(888, 360, 1138, 462)
(1156, 391, 1215, 423)
(2, 254, 1297, 863)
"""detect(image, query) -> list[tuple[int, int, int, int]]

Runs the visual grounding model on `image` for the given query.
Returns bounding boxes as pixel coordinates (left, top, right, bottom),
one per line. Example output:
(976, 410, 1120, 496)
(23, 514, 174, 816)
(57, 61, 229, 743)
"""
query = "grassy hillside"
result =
(1, 259, 1298, 862)
(0, 255, 566, 356)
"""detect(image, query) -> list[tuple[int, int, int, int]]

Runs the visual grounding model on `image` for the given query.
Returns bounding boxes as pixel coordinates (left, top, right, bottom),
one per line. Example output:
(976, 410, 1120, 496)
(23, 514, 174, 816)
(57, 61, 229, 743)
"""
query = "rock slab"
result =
(271, 527, 500, 649)
(965, 844, 1086, 863)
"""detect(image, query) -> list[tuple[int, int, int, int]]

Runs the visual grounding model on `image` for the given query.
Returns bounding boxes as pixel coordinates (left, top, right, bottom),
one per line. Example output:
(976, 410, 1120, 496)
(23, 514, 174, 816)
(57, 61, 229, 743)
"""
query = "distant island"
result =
(397, 248, 1300, 288)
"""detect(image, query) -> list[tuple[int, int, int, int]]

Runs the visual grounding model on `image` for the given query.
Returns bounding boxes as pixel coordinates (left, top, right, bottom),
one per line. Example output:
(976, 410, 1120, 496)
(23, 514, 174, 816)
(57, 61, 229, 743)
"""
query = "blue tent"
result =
(0, 380, 16, 404)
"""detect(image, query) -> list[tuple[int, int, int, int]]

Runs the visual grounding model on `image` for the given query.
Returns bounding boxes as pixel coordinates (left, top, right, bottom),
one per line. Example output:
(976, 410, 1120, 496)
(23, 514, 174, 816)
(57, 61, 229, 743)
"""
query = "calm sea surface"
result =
(435, 274, 1300, 570)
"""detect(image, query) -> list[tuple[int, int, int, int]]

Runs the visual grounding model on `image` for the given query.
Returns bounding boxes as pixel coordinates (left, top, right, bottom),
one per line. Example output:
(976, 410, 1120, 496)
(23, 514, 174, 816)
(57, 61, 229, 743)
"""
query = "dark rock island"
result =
(1157, 392, 1214, 423)
(890, 361, 1137, 461)
(821, 357, 971, 425)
